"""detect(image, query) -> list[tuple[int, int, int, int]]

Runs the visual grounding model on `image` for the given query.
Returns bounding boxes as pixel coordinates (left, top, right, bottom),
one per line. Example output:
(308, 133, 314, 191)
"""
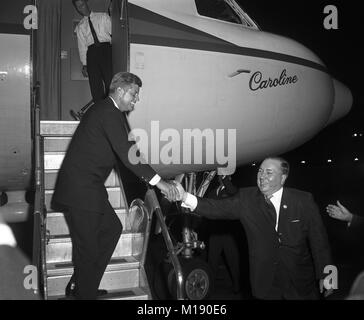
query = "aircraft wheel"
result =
(167, 257, 213, 300)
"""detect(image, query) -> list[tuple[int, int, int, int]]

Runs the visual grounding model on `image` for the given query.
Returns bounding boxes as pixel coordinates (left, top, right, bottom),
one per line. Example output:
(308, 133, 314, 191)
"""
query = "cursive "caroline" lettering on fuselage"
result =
(249, 69, 298, 91)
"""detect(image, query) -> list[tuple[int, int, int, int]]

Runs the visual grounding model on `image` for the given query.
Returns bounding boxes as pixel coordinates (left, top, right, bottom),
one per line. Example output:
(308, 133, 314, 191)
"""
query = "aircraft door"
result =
(0, 33, 31, 192)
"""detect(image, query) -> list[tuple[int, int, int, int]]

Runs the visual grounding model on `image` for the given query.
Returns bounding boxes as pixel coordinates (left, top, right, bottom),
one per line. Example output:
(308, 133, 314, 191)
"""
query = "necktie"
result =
(88, 16, 100, 46)
(264, 195, 277, 226)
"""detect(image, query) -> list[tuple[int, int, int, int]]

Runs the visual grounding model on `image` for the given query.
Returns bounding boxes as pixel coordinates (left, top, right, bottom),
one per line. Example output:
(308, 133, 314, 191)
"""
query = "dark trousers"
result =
(64, 203, 122, 299)
(262, 263, 319, 300)
(86, 43, 112, 102)
(208, 233, 240, 291)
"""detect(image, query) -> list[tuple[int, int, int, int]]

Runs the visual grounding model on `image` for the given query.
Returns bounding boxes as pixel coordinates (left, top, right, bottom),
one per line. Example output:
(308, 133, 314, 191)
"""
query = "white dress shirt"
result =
(269, 187, 283, 231)
(75, 11, 112, 65)
(109, 96, 161, 186)
(182, 187, 284, 231)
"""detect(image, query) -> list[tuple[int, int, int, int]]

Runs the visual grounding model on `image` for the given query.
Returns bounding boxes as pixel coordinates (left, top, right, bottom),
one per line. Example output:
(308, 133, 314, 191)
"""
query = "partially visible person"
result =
(73, 0, 112, 102)
(326, 200, 364, 274)
(346, 270, 364, 300)
(326, 201, 363, 227)
(206, 175, 241, 294)
(0, 215, 40, 300)
(175, 157, 333, 300)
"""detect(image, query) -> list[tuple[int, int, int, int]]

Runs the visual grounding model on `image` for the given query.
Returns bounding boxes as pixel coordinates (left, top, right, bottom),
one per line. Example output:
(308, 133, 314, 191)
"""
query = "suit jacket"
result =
(52, 97, 157, 213)
(350, 214, 364, 228)
(196, 186, 332, 299)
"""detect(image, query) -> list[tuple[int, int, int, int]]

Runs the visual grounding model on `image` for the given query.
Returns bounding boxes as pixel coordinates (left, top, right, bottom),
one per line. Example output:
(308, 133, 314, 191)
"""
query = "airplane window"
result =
(195, 0, 244, 25)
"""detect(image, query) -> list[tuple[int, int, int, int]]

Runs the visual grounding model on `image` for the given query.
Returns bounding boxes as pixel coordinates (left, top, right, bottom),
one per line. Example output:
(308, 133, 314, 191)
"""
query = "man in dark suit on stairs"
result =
(175, 157, 334, 300)
(52, 72, 178, 300)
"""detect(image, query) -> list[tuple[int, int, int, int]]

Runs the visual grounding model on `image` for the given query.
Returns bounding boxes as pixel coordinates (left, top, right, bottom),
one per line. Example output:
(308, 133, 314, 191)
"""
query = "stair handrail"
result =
(31, 82, 48, 299)
(143, 188, 185, 300)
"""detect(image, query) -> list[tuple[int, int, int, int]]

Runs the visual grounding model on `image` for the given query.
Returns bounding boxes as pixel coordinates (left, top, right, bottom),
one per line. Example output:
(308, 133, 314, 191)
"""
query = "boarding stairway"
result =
(36, 120, 152, 300)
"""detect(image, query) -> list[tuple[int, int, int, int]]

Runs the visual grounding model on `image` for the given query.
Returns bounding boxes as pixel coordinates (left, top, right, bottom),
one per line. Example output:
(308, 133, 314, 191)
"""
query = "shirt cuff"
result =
(181, 193, 198, 211)
(0, 224, 17, 247)
(149, 174, 161, 186)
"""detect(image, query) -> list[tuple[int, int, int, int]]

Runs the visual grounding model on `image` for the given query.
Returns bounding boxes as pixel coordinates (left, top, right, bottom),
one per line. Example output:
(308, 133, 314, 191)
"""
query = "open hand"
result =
(326, 201, 353, 223)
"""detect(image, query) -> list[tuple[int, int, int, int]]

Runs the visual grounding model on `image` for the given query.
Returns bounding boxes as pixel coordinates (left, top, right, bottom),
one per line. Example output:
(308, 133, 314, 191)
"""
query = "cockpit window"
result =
(195, 0, 259, 29)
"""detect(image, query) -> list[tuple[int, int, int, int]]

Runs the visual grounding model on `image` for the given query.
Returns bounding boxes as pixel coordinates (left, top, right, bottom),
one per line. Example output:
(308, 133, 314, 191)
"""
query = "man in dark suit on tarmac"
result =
(206, 175, 243, 294)
(175, 157, 333, 300)
(52, 72, 178, 300)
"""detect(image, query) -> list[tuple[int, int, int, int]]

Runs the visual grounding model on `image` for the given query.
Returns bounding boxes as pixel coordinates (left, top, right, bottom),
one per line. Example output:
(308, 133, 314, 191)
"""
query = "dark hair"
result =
(72, 0, 88, 13)
(109, 72, 142, 94)
(72, 0, 87, 7)
(266, 156, 290, 176)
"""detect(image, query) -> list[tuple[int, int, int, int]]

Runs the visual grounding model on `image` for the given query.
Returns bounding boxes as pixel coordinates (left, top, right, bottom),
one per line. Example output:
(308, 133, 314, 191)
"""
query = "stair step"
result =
(46, 209, 129, 236)
(45, 232, 144, 264)
(43, 152, 64, 170)
(40, 121, 79, 136)
(44, 169, 119, 190)
(44, 187, 126, 212)
(46, 257, 143, 296)
(43, 136, 72, 152)
(99, 287, 150, 300)
(47, 256, 140, 276)
(48, 273, 141, 297)
(48, 270, 141, 296)
(49, 287, 150, 300)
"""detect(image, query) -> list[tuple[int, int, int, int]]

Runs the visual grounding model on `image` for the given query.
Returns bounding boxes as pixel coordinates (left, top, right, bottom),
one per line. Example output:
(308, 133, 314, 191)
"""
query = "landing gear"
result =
(166, 257, 213, 300)
(148, 171, 218, 300)
(159, 171, 217, 300)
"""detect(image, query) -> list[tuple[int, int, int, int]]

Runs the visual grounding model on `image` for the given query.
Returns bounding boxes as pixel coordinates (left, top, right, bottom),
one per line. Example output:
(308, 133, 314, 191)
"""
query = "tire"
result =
(166, 257, 213, 300)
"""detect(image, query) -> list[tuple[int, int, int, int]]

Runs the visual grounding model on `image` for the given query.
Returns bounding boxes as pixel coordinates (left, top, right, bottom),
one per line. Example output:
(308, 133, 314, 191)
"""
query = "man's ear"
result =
(281, 174, 288, 185)
(117, 87, 125, 96)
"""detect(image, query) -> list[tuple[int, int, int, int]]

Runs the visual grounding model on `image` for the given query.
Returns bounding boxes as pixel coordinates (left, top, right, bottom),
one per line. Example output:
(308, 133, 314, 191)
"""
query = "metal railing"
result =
(142, 188, 185, 300)
(31, 82, 48, 299)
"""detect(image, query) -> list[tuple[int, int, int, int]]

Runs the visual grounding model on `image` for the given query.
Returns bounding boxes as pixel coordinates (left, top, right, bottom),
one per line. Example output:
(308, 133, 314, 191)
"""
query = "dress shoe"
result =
(65, 280, 108, 297)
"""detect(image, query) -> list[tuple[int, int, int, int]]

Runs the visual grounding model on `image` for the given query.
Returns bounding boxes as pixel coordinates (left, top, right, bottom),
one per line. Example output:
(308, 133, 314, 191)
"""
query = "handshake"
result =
(156, 180, 187, 202)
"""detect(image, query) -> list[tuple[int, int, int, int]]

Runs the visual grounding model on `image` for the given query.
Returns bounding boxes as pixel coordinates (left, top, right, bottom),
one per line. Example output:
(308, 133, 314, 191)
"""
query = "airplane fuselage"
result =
(126, 0, 351, 177)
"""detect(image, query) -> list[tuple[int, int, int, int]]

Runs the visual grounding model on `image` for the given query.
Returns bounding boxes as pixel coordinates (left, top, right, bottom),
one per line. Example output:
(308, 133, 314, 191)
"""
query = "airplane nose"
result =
(326, 78, 353, 126)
